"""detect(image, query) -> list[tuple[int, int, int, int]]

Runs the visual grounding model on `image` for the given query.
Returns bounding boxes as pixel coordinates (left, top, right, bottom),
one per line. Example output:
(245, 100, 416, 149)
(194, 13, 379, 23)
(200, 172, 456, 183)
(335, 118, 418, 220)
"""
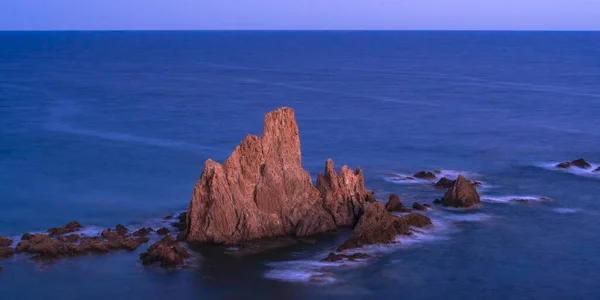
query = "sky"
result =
(1, 0, 599, 30)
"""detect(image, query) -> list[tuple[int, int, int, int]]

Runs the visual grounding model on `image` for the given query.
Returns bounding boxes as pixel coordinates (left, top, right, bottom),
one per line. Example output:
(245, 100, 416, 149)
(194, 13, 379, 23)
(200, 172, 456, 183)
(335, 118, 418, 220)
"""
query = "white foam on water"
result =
(439, 213, 493, 222)
(552, 207, 580, 214)
(383, 173, 432, 185)
(538, 162, 600, 179)
(264, 217, 452, 285)
(481, 195, 551, 204)
(264, 260, 345, 284)
(384, 169, 489, 189)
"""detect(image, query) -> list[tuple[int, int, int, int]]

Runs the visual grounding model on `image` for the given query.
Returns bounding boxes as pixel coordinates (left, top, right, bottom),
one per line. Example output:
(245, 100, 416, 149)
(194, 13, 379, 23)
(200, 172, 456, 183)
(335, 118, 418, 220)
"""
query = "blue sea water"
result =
(1, 31, 599, 299)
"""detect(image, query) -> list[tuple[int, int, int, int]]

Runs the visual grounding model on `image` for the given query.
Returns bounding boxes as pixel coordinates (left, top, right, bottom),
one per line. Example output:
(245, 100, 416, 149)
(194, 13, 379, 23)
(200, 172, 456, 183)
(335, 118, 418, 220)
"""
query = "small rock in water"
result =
(440, 175, 481, 208)
(557, 158, 592, 169)
(412, 202, 427, 211)
(115, 224, 128, 236)
(594, 167, 600, 172)
(413, 171, 436, 180)
(0, 247, 15, 259)
(140, 234, 190, 268)
(385, 193, 411, 212)
(337, 202, 432, 251)
(133, 227, 153, 237)
(570, 158, 591, 169)
(156, 227, 170, 235)
(21, 233, 34, 241)
(321, 252, 371, 262)
(435, 177, 455, 189)
(163, 215, 174, 220)
(0, 237, 12, 247)
(433, 199, 441, 204)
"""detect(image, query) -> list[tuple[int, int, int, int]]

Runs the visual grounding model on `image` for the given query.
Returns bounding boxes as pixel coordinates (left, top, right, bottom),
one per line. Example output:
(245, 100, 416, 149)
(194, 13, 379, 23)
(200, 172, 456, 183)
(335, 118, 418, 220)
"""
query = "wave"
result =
(552, 207, 580, 214)
(384, 169, 486, 186)
(538, 162, 600, 179)
(46, 122, 216, 153)
(263, 212, 490, 284)
(481, 195, 551, 204)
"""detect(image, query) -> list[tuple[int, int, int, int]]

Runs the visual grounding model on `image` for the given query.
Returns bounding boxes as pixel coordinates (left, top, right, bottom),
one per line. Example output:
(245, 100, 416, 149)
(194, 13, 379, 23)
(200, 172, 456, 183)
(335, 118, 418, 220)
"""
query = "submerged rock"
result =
(321, 252, 371, 262)
(385, 193, 411, 212)
(336, 202, 432, 251)
(556, 158, 592, 169)
(413, 171, 436, 180)
(440, 175, 481, 208)
(140, 235, 190, 268)
(186, 107, 372, 244)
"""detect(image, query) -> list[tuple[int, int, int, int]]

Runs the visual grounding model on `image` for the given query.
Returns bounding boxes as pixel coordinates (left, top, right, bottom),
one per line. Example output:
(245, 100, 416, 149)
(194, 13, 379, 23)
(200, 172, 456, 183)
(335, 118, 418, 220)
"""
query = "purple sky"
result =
(2, 0, 599, 30)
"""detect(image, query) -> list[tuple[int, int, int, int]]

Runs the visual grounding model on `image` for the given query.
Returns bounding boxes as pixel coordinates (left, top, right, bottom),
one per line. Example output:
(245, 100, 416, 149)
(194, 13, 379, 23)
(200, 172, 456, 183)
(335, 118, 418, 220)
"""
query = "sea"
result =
(1, 31, 599, 299)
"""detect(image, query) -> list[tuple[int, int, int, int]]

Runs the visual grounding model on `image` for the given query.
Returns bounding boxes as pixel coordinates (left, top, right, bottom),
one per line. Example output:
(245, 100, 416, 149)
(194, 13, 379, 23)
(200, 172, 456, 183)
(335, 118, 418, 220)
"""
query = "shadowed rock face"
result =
(441, 175, 481, 208)
(336, 202, 432, 252)
(186, 108, 372, 245)
(385, 193, 411, 212)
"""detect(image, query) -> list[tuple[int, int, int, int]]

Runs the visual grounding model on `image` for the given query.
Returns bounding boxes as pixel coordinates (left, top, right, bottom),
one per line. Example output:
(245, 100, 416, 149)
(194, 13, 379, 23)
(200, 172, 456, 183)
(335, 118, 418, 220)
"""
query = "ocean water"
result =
(1, 31, 600, 299)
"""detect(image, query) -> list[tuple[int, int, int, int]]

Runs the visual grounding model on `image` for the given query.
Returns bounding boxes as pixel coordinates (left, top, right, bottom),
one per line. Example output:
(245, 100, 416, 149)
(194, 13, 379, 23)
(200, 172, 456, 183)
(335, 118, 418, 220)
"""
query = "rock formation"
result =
(413, 171, 436, 180)
(435, 177, 481, 189)
(0, 237, 12, 247)
(186, 107, 373, 245)
(321, 252, 371, 262)
(0, 246, 15, 259)
(140, 235, 190, 268)
(440, 175, 481, 208)
(385, 193, 411, 212)
(14, 223, 151, 260)
(337, 202, 432, 251)
(412, 202, 428, 211)
(556, 158, 592, 169)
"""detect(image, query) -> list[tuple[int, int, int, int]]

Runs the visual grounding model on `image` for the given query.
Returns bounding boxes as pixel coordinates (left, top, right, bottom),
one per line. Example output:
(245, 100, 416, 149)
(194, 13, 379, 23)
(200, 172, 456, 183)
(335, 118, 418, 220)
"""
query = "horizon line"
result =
(1, 29, 599, 32)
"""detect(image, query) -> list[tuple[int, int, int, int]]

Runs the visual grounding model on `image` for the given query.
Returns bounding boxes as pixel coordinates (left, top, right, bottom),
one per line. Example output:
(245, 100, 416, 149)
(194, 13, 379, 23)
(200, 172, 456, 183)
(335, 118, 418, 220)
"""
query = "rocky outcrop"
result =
(385, 193, 411, 212)
(440, 175, 481, 208)
(435, 177, 456, 189)
(0, 237, 12, 247)
(435, 177, 481, 189)
(316, 159, 371, 228)
(140, 235, 190, 268)
(412, 202, 430, 211)
(186, 108, 373, 245)
(157, 227, 170, 235)
(556, 158, 592, 169)
(321, 252, 371, 262)
(133, 227, 153, 237)
(14, 223, 151, 260)
(0, 247, 15, 259)
(413, 171, 436, 180)
(47, 221, 83, 236)
(336, 202, 432, 251)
